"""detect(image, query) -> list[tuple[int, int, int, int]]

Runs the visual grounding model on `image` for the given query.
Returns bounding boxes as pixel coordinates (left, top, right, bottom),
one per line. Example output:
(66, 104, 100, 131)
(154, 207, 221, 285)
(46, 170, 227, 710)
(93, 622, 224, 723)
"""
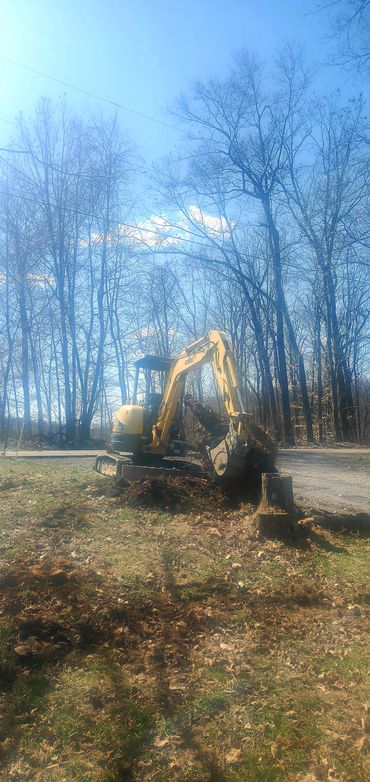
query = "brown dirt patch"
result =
(116, 474, 229, 511)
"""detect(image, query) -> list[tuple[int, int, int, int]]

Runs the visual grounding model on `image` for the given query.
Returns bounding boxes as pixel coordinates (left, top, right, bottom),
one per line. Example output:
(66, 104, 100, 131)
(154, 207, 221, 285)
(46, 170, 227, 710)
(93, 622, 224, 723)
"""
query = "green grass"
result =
(258, 557, 288, 586)
(0, 458, 369, 782)
(311, 541, 370, 585)
(14, 656, 154, 780)
(205, 664, 231, 683)
(191, 689, 232, 716)
(318, 645, 370, 682)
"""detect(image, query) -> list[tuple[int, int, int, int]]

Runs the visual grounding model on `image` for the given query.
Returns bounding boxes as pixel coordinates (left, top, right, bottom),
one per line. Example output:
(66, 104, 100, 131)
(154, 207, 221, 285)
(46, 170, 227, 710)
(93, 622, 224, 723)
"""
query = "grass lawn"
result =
(0, 458, 369, 781)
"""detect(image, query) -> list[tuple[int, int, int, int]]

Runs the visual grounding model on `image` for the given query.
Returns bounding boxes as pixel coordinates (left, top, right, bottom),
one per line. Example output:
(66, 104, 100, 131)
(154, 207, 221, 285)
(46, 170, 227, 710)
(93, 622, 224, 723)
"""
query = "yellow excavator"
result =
(95, 330, 276, 485)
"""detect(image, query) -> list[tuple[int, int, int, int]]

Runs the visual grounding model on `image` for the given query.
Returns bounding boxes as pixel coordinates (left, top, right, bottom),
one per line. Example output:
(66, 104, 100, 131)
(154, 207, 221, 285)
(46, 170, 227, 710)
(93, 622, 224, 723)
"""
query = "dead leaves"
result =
(354, 734, 367, 751)
(153, 736, 170, 749)
(118, 474, 228, 512)
(14, 638, 44, 656)
(354, 703, 370, 752)
(225, 747, 241, 764)
(24, 561, 72, 583)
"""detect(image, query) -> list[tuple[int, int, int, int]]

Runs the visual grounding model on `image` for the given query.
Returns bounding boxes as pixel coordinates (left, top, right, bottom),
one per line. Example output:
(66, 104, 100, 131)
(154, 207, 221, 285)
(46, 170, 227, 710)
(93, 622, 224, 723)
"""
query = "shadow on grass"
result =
(179, 724, 231, 782)
(0, 556, 237, 780)
(0, 531, 361, 781)
(260, 505, 370, 552)
(0, 563, 157, 778)
(304, 527, 349, 554)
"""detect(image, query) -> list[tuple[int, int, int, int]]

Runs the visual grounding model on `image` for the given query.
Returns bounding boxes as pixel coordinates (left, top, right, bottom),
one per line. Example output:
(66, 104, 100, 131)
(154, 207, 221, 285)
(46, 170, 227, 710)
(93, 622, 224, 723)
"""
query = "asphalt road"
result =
(1, 447, 369, 514)
(278, 448, 370, 513)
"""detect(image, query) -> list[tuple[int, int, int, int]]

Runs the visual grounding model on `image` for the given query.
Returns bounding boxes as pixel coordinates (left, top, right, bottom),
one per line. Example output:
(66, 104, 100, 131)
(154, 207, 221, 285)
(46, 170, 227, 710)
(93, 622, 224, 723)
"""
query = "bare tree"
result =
(0, 99, 136, 445)
(154, 50, 316, 441)
(0, 79, 368, 447)
(316, 0, 370, 71)
(283, 94, 370, 440)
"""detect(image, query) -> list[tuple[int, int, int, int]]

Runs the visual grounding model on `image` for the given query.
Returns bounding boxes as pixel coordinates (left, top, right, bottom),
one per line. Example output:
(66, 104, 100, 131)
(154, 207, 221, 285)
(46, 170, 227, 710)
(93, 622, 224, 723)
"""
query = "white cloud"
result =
(78, 232, 108, 248)
(77, 207, 232, 251)
(118, 215, 183, 248)
(78, 215, 184, 250)
(0, 272, 54, 286)
(188, 205, 231, 236)
(27, 273, 55, 286)
(136, 326, 177, 338)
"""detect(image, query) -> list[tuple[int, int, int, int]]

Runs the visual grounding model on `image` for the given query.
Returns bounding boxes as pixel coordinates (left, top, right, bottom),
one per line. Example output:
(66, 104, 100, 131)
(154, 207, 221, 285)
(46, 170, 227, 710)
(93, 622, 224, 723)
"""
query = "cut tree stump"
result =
(261, 473, 294, 511)
(254, 473, 295, 538)
(256, 510, 293, 537)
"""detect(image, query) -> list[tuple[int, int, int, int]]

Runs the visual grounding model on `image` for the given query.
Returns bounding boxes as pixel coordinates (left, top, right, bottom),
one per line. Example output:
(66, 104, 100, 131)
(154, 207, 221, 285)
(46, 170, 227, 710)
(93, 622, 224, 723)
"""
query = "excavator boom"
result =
(143, 330, 253, 479)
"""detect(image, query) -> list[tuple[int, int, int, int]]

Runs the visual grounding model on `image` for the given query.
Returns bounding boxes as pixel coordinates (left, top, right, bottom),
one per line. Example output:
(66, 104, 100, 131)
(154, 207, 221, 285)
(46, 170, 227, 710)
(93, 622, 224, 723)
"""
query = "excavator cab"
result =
(132, 355, 173, 407)
(110, 354, 173, 455)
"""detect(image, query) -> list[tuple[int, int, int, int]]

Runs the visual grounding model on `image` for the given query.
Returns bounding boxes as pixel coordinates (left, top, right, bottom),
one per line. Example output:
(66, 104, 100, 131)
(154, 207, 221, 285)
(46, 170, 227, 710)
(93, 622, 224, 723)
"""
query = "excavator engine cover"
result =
(111, 404, 144, 453)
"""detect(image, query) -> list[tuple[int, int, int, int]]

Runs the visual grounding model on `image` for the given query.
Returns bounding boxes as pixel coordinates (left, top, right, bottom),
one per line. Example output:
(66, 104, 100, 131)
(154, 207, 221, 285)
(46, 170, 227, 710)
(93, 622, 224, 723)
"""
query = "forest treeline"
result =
(0, 49, 369, 446)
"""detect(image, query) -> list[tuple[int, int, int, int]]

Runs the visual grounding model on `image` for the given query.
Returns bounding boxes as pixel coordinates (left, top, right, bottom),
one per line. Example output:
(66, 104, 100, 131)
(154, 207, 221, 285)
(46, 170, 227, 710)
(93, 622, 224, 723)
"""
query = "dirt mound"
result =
(118, 474, 228, 511)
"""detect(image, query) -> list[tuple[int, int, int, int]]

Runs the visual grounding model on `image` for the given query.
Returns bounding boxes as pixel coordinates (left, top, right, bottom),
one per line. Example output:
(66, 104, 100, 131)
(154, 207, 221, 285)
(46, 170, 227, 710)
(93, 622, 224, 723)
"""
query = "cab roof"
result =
(133, 354, 173, 372)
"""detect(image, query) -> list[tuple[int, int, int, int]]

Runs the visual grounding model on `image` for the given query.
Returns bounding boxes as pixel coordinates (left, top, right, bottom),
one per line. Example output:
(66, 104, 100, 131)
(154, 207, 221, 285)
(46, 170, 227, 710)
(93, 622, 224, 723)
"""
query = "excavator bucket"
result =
(187, 398, 277, 485)
(209, 432, 276, 485)
(207, 422, 247, 480)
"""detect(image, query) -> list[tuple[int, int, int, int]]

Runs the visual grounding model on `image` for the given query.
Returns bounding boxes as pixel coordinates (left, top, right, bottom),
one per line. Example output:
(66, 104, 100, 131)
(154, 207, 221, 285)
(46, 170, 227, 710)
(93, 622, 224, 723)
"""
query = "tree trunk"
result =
(263, 199, 294, 444)
(238, 274, 281, 439)
(322, 260, 355, 442)
(283, 305, 314, 443)
(80, 414, 92, 444)
(315, 308, 324, 444)
(19, 280, 32, 441)
(30, 330, 44, 438)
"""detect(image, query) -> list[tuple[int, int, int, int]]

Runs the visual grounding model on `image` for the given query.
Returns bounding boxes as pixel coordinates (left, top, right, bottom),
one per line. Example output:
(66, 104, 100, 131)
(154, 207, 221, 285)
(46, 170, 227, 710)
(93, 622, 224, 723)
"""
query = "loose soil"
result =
(114, 474, 229, 511)
(0, 459, 369, 782)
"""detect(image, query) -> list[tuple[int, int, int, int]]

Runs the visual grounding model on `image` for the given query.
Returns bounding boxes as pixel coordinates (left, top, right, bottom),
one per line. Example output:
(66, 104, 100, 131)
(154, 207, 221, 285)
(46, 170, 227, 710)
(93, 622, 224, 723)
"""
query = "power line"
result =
(0, 144, 151, 180)
(0, 173, 276, 256)
(0, 55, 180, 133)
(0, 116, 17, 127)
(0, 147, 27, 154)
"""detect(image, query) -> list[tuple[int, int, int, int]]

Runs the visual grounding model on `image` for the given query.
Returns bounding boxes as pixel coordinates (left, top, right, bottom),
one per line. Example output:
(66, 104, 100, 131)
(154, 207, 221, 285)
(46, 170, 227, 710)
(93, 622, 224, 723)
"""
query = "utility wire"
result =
(0, 147, 27, 154)
(0, 145, 151, 180)
(0, 55, 180, 132)
(0, 116, 17, 126)
(0, 154, 267, 258)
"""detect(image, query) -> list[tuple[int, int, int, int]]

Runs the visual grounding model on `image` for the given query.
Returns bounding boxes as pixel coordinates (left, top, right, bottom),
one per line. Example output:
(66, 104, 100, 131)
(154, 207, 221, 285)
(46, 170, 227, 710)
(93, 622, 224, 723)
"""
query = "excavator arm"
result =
(144, 330, 252, 478)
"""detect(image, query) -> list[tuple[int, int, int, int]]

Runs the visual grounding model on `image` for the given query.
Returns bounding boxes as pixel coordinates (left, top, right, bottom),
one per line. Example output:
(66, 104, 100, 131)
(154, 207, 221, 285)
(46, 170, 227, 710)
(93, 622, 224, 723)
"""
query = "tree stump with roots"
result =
(256, 473, 295, 537)
(261, 473, 293, 511)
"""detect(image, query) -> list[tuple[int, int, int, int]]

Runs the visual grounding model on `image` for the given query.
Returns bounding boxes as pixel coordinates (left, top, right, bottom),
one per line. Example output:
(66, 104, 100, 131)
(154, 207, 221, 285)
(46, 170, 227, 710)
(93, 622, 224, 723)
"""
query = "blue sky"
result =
(0, 0, 368, 162)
